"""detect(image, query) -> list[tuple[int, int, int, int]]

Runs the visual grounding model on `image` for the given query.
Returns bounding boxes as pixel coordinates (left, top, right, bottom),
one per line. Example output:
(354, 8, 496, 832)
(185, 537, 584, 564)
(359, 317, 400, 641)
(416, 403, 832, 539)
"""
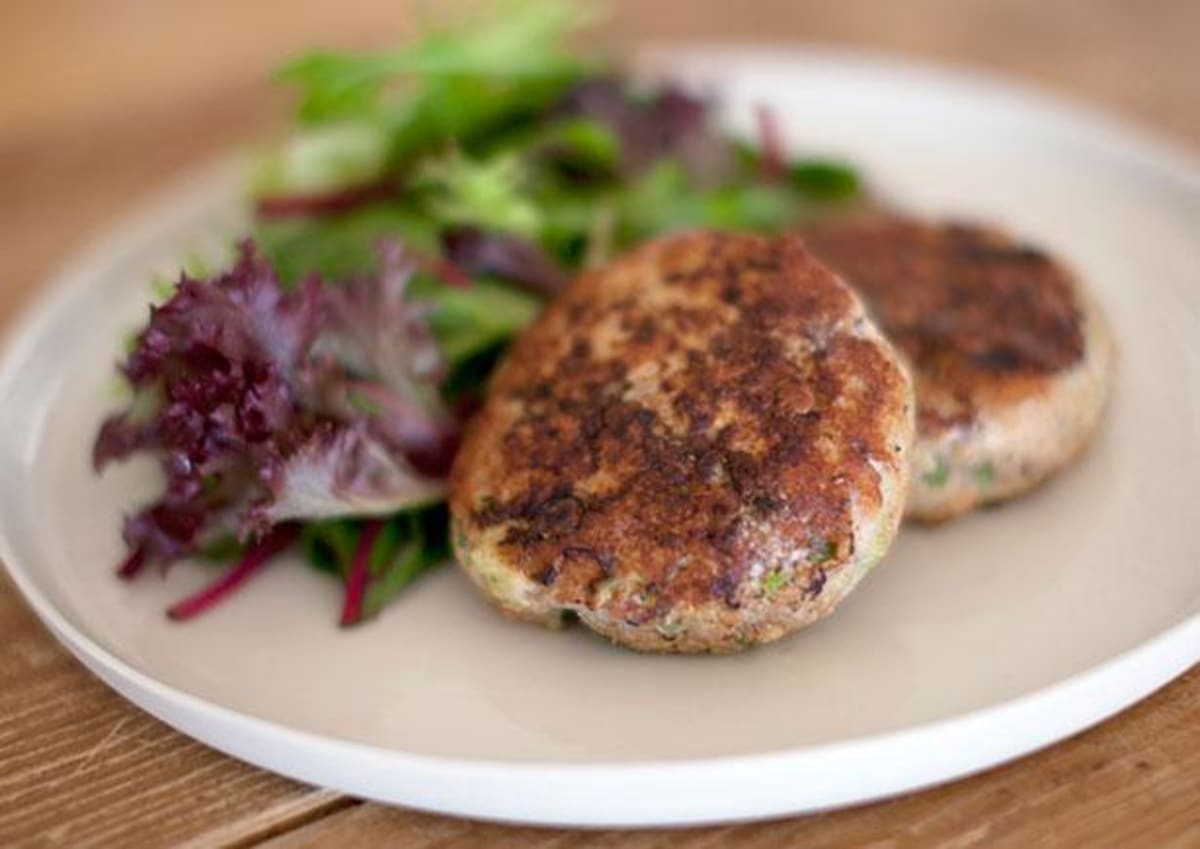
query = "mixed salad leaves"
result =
(96, 0, 864, 625)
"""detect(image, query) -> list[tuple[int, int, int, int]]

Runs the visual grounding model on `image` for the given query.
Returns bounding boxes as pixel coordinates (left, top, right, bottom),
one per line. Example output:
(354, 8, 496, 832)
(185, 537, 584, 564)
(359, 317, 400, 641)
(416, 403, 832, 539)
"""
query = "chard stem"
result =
(430, 257, 474, 289)
(166, 524, 300, 621)
(117, 547, 146, 580)
(254, 178, 398, 219)
(754, 103, 785, 182)
(340, 518, 387, 627)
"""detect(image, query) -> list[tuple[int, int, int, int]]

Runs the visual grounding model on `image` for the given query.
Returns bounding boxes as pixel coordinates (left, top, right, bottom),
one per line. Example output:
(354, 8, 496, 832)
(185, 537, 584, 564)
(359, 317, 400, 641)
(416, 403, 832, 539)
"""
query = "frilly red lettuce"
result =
(94, 240, 456, 575)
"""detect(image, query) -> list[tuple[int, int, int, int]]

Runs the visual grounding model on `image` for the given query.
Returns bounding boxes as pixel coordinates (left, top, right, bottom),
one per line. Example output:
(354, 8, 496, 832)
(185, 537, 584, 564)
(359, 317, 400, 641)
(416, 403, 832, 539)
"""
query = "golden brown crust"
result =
(450, 232, 912, 650)
(801, 215, 1086, 438)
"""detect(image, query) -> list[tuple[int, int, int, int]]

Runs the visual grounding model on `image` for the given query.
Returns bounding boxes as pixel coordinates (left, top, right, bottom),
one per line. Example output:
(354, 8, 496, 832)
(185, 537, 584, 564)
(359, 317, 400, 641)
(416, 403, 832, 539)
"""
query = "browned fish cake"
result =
(450, 232, 913, 653)
(802, 215, 1115, 521)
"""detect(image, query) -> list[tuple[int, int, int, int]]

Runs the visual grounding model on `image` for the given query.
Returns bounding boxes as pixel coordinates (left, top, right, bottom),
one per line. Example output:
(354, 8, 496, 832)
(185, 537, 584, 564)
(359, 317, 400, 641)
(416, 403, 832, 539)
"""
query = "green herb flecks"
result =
(922, 455, 951, 488)
(655, 619, 687, 640)
(762, 570, 790, 598)
(972, 462, 996, 489)
(807, 539, 837, 564)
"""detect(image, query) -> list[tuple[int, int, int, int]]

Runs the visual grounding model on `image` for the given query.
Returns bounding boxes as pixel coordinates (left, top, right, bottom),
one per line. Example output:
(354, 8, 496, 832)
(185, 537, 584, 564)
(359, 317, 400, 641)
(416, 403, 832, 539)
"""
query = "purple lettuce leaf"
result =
(249, 424, 447, 532)
(95, 240, 456, 574)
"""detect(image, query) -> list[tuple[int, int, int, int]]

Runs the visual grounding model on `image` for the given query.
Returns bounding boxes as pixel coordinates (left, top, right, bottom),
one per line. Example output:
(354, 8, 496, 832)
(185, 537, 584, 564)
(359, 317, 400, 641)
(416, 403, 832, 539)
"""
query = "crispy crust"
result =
(450, 232, 913, 652)
(802, 215, 1115, 521)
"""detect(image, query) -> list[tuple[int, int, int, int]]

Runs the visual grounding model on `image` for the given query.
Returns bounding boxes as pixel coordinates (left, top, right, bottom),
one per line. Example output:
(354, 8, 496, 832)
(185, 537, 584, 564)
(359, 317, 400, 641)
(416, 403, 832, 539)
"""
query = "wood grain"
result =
(0, 1, 1197, 847)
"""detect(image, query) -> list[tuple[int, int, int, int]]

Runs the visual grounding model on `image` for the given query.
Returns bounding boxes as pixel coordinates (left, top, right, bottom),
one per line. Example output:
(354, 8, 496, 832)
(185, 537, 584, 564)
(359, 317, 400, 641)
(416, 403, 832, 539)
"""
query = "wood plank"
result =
(259, 666, 1200, 849)
(0, 574, 352, 849)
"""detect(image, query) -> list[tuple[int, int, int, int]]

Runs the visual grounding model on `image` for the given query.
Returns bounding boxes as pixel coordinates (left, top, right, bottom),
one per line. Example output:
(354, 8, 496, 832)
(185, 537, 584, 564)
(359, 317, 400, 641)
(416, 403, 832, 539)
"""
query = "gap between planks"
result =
(181, 792, 361, 849)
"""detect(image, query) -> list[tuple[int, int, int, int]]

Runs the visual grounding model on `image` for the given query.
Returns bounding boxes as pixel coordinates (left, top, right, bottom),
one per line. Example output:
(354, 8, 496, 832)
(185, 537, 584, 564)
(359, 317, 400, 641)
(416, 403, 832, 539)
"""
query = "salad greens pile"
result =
(96, 0, 864, 625)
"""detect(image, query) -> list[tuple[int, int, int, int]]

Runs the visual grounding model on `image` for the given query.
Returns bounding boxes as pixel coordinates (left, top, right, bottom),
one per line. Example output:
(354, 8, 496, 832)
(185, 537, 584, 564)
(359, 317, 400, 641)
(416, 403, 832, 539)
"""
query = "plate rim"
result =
(1, 45, 1198, 827)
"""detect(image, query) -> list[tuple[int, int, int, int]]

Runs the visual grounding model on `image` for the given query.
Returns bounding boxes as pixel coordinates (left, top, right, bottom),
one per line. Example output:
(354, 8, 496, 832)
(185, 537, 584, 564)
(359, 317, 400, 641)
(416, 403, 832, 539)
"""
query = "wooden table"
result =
(1, 1, 1197, 846)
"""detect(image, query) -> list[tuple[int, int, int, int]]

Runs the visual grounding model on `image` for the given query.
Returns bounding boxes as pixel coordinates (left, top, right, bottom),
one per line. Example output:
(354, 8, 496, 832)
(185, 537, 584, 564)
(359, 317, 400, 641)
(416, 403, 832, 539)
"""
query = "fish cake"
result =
(450, 231, 913, 652)
(803, 215, 1115, 521)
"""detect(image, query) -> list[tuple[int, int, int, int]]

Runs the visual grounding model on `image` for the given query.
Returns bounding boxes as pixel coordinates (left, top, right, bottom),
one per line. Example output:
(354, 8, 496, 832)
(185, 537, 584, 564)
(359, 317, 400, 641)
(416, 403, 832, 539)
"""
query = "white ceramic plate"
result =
(2, 48, 1198, 828)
